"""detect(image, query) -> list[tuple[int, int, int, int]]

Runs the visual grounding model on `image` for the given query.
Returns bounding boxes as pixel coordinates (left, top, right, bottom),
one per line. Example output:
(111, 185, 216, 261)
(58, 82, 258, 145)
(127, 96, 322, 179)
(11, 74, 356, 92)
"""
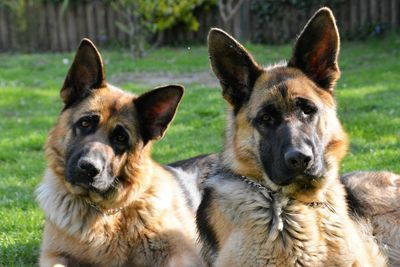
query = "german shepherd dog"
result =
(185, 8, 388, 266)
(36, 39, 204, 267)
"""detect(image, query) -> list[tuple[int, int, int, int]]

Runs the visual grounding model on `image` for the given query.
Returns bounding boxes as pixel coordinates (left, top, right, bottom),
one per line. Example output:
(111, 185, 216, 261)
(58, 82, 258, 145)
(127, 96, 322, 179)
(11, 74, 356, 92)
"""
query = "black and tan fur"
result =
(342, 171, 400, 266)
(191, 8, 387, 267)
(36, 39, 204, 267)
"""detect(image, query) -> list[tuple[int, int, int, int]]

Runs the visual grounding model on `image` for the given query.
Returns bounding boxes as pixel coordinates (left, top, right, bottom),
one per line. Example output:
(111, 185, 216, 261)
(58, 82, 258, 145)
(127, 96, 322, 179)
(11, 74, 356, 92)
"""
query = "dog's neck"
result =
(237, 172, 333, 208)
(84, 199, 126, 216)
(36, 163, 169, 237)
(214, 153, 343, 204)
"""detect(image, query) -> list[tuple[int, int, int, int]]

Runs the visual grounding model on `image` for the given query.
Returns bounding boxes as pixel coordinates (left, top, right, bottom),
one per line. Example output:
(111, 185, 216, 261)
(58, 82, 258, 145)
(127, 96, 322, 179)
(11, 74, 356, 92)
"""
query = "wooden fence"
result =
(0, 1, 128, 52)
(0, 0, 399, 52)
(164, 0, 400, 45)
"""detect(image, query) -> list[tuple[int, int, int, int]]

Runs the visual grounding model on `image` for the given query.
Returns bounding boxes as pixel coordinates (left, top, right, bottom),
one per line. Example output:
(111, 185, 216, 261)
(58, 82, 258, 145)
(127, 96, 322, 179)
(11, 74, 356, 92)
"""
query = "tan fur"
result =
(36, 41, 203, 267)
(200, 7, 387, 267)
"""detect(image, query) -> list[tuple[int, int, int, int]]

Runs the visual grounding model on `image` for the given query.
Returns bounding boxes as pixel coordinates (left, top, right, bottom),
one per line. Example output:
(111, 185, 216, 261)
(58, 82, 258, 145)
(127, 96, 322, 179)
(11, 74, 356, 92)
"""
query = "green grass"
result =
(1, 35, 399, 266)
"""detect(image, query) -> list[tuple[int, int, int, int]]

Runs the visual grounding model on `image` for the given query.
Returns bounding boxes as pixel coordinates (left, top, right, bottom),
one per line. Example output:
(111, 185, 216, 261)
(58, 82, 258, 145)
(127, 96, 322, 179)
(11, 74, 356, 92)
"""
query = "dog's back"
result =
(168, 154, 218, 185)
(342, 171, 400, 266)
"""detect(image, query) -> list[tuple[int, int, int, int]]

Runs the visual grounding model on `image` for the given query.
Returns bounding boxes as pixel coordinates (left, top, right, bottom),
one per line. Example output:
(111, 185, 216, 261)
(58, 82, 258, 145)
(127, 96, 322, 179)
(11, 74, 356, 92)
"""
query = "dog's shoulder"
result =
(196, 167, 279, 265)
(203, 170, 275, 219)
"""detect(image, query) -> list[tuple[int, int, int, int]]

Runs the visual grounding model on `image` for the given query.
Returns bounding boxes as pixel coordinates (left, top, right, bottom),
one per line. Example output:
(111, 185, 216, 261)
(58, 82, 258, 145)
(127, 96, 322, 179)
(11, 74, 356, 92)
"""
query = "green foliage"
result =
(139, 0, 216, 32)
(0, 0, 28, 32)
(110, 0, 215, 57)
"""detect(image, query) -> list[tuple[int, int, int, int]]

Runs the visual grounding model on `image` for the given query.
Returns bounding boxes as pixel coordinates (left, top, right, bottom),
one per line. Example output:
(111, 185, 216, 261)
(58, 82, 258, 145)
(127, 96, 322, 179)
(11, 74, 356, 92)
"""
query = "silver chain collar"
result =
(239, 175, 327, 209)
(85, 200, 125, 216)
(240, 175, 272, 193)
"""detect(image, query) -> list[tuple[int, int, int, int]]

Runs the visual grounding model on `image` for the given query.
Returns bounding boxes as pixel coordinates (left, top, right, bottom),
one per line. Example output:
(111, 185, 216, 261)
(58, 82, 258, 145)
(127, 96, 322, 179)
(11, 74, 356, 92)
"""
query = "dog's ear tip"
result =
(313, 7, 336, 24)
(208, 28, 231, 43)
(209, 28, 224, 35)
(165, 84, 185, 97)
(149, 85, 185, 102)
(316, 7, 334, 15)
(169, 84, 184, 90)
(156, 84, 184, 93)
(78, 38, 94, 47)
(77, 38, 100, 54)
(172, 84, 184, 95)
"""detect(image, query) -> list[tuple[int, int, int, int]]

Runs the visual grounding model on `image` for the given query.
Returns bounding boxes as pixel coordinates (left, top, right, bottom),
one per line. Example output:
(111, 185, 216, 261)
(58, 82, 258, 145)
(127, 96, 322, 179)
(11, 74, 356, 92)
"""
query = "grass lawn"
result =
(0, 35, 399, 266)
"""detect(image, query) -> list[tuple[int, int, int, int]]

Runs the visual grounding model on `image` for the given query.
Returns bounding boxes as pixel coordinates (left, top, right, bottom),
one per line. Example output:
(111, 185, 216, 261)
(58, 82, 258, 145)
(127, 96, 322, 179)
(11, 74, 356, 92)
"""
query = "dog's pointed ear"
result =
(208, 28, 262, 112)
(135, 85, 184, 143)
(288, 8, 340, 92)
(60, 38, 106, 107)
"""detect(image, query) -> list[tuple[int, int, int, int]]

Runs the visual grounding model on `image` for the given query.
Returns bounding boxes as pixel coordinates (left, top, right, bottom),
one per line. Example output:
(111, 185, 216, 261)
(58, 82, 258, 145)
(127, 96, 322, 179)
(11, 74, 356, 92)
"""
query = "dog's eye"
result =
(77, 116, 99, 129)
(79, 119, 91, 128)
(112, 126, 130, 147)
(296, 98, 317, 115)
(301, 104, 317, 115)
(76, 116, 99, 133)
(115, 133, 127, 143)
(257, 104, 278, 126)
(261, 114, 272, 122)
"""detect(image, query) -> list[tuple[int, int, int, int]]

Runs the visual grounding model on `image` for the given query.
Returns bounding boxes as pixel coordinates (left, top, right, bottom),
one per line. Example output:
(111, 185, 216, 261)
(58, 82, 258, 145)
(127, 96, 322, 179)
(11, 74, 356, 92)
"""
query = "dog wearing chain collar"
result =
(171, 8, 388, 267)
(36, 39, 204, 267)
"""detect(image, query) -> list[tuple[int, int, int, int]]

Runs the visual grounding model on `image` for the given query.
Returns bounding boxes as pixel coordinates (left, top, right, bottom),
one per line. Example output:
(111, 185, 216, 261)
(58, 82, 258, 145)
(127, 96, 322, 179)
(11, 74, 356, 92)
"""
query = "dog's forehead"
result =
(247, 67, 333, 115)
(72, 85, 137, 125)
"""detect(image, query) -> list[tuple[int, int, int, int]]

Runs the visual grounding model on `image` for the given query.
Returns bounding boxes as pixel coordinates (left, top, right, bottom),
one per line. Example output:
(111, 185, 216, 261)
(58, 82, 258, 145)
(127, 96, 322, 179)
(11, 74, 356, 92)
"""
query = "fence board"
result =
(351, 0, 360, 30)
(86, 2, 96, 41)
(37, 5, 48, 51)
(94, 2, 106, 44)
(360, 0, 369, 26)
(66, 6, 78, 49)
(370, 0, 379, 22)
(106, 6, 116, 41)
(57, 4, 68, 51)
(381, 0, 390, 24)
(391, 0, 399, 26)
(0, 7, 8, 51)
(78, 2, 88, 42)
(8, 11, 18, 50)
(46, 3, 59, 51)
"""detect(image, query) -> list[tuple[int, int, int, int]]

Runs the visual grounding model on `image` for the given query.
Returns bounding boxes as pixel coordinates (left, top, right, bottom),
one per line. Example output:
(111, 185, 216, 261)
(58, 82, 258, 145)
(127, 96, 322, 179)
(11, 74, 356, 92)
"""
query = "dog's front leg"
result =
(39, 250, 93, 267)
(39, 252, 69, 267)
(167, 251, 205, 267)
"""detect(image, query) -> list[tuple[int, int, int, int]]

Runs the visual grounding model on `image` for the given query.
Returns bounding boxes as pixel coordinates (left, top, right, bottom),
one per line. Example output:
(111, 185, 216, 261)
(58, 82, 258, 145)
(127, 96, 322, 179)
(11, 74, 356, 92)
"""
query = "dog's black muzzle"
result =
(65, 142, 114, 193)
(267, 145, 324, 186)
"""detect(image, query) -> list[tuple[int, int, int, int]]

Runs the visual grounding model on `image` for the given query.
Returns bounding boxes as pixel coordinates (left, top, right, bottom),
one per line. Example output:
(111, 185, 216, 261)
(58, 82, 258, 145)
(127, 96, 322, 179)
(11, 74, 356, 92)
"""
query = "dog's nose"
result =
(78, 158, 101, 179)
(284, 148, 312, 172)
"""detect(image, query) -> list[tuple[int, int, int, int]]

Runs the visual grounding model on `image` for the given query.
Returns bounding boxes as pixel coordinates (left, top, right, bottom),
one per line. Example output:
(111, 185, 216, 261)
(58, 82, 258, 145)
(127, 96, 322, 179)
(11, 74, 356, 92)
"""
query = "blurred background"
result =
(0, 0, 399, 55)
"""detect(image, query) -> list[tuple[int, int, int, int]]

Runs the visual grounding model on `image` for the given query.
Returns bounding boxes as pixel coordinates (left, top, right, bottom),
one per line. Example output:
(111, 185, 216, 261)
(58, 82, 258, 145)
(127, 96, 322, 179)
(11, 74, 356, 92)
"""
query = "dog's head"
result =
(45, 39, 183, 206)
(209, 8, 348, 197)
